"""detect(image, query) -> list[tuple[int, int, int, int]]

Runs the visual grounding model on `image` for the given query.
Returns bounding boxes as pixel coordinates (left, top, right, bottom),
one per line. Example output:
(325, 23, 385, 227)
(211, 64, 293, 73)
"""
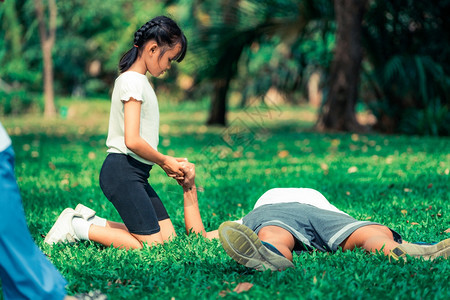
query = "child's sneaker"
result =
(75, 203, 96, 220)
(44, 208, 82, 245)
(389, 238, 450, 262)
(218, 221, 295, 271)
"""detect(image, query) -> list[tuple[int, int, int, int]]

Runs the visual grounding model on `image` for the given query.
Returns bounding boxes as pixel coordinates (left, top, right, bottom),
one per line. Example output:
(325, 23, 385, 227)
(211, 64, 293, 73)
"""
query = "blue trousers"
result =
(0, 146, 67, 300)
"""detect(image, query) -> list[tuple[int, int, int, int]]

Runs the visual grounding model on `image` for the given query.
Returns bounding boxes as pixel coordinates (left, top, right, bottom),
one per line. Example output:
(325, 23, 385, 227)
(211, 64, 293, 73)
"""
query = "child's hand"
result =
(159, 155, 184, 179)
(178, 162, 195, 189)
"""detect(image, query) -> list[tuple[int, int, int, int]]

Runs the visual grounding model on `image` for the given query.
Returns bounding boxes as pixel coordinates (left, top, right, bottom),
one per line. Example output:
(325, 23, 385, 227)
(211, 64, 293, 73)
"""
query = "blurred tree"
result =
(34, 0, 57, 117)
(190, 0, 331, 125)
(207, 0, 239, 125)
(361, 0, 450, 135)
(0, 0, 40, 115)
(316, 0, 368, 132)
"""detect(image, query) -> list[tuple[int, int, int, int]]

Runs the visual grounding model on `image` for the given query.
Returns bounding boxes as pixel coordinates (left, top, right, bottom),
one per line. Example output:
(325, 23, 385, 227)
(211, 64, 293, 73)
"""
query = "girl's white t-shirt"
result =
(0, 122, 12, 152)
(106, 71, 159, 165)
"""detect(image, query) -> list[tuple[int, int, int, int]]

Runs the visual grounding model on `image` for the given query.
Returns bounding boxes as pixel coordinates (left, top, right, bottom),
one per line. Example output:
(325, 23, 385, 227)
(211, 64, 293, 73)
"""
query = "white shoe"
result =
(44, 208, 82, 245)
(75, 203, 96, 220)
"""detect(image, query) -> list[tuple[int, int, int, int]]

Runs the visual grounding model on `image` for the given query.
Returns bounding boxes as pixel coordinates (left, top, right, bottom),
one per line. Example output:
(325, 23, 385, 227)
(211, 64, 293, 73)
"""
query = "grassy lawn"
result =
(2, 98, 450, 299)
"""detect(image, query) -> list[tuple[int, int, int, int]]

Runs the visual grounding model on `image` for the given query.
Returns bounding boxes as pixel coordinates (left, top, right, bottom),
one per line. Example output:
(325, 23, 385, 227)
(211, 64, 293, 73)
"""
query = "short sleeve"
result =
(118, 73, 145, 102)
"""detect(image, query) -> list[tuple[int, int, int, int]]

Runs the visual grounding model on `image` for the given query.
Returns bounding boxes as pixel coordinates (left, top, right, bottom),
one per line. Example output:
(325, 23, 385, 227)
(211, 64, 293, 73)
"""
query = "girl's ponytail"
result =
(118, 16, 187, 73)
(118, 46, 140, 73)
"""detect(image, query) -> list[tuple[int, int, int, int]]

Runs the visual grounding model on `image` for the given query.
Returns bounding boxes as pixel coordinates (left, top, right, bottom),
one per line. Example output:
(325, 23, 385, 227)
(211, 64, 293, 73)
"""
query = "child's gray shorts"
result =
(242, 202, 402, 253)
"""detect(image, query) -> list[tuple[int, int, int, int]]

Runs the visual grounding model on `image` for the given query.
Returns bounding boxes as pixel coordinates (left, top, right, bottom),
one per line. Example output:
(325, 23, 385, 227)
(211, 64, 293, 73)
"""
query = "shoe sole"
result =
(218, 221, 295, 271)
(390, 238, 450, 262)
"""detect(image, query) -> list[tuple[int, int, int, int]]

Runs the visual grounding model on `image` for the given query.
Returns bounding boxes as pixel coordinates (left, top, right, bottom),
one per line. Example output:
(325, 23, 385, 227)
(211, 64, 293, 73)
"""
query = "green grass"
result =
(2, 98, 450, 299)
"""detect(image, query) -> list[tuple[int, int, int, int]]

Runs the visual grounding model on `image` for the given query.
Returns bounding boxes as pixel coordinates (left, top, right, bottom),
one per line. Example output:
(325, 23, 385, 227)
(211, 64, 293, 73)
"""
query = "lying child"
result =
(218, 188, 450, 271)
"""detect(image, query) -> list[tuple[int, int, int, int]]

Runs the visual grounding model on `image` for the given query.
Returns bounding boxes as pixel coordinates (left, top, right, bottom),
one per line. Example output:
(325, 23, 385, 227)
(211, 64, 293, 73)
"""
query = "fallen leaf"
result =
(48, 162, 56, 170)
(233, 282, 254, 294)
(346, 191, 351, 196)
(404, 188, 412, 192)
(401, 209, 407, 216)
(278, 150, 289, 158)
(320, 163, 329, 175)
(444, 228, 450, 233)
(427, 183, 433, 188)
(425, 205, 432, 211)
(411, 222, 420, 226)
(233, 151, 242, 158)
(219, 289, 230, 297)
(348, 166, 358, 173)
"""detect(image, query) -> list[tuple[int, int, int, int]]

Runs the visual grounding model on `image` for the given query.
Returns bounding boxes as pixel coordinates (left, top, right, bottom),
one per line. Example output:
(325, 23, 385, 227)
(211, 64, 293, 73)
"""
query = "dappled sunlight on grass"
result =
(2, 98, 450, 299)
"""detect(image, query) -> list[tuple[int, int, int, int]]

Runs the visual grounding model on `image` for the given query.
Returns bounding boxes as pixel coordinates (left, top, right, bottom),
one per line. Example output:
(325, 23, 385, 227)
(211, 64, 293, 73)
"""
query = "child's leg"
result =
(87, 219, 175, 249)
(88, 224, 145, 249)
(340, 225, 399, 255)
(107, 218, 176, 240)
(158, 219, 176, 241)
(257, 226, 296, 261)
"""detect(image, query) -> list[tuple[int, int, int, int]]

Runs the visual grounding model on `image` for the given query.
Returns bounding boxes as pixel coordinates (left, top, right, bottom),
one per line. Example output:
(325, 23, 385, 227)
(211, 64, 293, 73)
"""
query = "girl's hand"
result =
(159, 155, 184, 179)
(179, 162, 195, 189)
(175, 157, 188, 163)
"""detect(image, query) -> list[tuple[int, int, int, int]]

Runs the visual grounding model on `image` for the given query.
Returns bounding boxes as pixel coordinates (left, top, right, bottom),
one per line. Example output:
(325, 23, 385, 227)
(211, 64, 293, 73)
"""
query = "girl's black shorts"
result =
(99, 153, 169, 235)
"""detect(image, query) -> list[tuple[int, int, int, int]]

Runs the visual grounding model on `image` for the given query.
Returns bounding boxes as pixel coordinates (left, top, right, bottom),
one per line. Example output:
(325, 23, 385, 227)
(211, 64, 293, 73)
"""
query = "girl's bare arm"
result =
(123, 98, 184, 178)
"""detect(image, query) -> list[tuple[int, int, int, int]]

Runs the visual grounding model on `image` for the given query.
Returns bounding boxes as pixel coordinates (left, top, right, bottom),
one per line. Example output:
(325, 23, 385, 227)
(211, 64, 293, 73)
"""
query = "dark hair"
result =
(119, 16, 187, 73)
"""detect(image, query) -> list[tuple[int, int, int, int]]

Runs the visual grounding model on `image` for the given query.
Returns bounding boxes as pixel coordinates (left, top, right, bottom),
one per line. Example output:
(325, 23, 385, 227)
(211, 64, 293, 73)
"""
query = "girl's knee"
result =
(132, 232, 164, 247)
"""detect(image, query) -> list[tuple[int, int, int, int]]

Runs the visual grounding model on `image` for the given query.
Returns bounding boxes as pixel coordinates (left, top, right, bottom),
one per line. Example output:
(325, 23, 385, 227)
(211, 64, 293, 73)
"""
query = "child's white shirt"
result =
(234, 188, 348, 224)
(253, 188, 348, 215)
(106, 71, 159, 165)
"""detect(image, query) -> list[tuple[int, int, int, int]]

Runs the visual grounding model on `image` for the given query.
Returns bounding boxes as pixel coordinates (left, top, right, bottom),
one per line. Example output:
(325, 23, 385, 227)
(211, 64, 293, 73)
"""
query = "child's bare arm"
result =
(180, 163, 217, 239)
(123, 99, 184, 179)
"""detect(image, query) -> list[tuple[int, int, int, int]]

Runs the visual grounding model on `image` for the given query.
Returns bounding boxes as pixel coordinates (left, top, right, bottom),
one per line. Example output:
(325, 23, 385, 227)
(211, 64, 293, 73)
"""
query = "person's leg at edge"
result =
(340, 225, 399, 255)
(0, 146, 67, 300)
(257, 226, 296, 261)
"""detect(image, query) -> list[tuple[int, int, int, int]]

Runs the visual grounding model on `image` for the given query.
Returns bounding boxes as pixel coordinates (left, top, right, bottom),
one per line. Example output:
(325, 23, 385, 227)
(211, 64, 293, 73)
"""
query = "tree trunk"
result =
(207, 78, 230, 125)
(316, 0, 368, 132)
(34, 0, 57, 117)
(207, 0, 239, 126)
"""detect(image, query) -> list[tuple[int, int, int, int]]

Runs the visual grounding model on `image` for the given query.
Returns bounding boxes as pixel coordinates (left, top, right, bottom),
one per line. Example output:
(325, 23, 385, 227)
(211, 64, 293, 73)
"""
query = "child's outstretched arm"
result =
(180, 162, 218, 239)
(123, 98, 184, 179)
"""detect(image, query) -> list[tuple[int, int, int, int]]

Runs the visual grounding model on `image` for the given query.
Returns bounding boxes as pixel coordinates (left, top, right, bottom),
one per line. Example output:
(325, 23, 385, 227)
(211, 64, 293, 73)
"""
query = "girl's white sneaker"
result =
(75, 203, 96, 220)
(44, 208, 82, 245)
